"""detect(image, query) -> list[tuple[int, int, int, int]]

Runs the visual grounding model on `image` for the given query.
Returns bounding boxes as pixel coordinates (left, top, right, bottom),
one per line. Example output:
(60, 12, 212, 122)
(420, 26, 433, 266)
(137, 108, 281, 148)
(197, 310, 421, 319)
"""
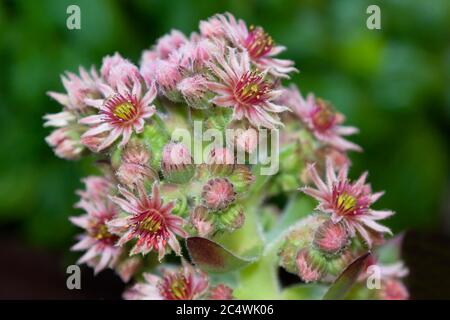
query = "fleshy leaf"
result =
(186, 237, 256, 273)
(265, 194, 314, 244)
(281, 284, 328, 300)
(322, 252, 371, 300)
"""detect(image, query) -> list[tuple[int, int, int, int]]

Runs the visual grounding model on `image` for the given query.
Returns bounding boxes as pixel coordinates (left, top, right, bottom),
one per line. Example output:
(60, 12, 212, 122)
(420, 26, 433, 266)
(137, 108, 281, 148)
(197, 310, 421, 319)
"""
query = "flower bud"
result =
(235, 128, 258, 154)
(214, 204, 245, 232)
(177, 75, 210, 109)
(278, 215, 326, 274)
(296, 249, 325, 283)
(207, 147, 235, 176)
(190, 206, 214, 237)
(101, 53, 142, 89)
(155, 60, 183, 101)
(116, 141, 157, 188)
(202, 178, 236, 211)
(45, 127, 84, 160)
(228, 165, 255, 193)
(208, 284, 233, 300)
(313, 220, 349, 255)
(161, 142, 195, 184)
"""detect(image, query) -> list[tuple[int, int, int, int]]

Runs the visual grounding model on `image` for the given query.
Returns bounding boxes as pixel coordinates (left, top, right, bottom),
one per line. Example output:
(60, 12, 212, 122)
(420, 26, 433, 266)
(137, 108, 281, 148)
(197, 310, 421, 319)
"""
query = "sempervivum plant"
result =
(44, 13, 408, 300)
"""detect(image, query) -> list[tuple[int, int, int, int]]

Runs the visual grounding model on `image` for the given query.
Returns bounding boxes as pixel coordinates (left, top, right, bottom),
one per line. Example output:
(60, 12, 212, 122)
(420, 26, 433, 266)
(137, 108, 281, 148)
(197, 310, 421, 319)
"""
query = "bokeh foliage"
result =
(0, 0, 448, 247)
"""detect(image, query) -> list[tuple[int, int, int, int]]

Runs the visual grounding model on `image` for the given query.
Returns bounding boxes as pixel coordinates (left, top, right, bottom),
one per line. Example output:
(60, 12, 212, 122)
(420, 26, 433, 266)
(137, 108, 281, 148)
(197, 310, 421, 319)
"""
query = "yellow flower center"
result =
(169, 277, 188, 299)
(93, 224, 112, 240)
(337, 193, 357, 212)
(139, 213, 162, 233)
(113, 102, 135, 121)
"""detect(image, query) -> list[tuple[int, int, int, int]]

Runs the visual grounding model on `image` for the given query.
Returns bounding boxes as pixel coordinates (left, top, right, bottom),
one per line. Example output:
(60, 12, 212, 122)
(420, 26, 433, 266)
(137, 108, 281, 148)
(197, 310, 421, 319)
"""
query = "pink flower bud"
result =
(81, 134, 106, 152)
(155, 30, 188, 59)
(155, 60, 182, 101)
(45, 127, 84, 160)
(202, 178, 236, 211)
(162, 142, 192, 166)
(313, 220, 349, 255)
(207, 147, 234, 165)
(296, 249, 323, 283)
(101, 53, 141, 89)
(140, 50, 159, 86)
(190, 206, 214, 237)
(208, 284, 233, 300)
(116, 141, 156, 188)
(177, 75, 209, 108)
(206, 147, 235, 176)
(161, 142, 195, 184)
(235, 128, 258, 154)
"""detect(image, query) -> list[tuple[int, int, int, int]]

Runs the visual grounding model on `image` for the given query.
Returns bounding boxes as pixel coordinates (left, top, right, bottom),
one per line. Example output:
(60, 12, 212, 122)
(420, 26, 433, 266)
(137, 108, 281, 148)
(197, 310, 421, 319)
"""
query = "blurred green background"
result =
(0, 0, 448, 249)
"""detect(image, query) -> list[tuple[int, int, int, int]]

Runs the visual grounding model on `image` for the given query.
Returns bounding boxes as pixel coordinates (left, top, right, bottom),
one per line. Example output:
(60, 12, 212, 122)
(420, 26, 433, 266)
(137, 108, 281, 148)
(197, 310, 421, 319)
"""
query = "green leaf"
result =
(281, 284, 328, 300)
(186, 237, 256, 273)
(265, 194, 314, 244)
(233, 249, 280, 299)
(322, 252, 371, 300)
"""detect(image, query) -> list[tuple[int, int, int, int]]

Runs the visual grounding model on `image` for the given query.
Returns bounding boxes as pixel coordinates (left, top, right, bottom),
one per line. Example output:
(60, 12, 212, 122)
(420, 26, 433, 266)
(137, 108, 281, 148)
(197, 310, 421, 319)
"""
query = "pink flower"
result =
(45, 127, 84, 160)
(101, 53, 142, 89)
(380, 279, 409, 300)
(208, 48, 289, 129)
(215, 13, 296, 78)
(285, 86, 361, 152)
(123, 260, 209, 300)
(47, 66, 101, 112)
(43, 111, 76, 128)
(301, 159, 394, 247)
(79, 79, 157, 151)
(108, 182, 187, 259)
(70, 176, 122, 274)
(361, 260, 409, 300)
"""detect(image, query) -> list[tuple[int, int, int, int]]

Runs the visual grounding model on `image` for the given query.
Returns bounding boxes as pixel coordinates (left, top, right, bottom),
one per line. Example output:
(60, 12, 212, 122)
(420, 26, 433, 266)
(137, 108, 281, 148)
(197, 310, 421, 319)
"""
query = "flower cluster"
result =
(123, 260, 232, 300)
(44, 13, 408, 300)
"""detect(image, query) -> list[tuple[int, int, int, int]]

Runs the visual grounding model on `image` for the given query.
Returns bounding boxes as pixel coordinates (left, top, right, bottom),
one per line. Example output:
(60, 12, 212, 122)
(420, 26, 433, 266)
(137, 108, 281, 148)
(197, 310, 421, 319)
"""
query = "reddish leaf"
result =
(186, 237, 256, 273)
(323, 252, 371, 300)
